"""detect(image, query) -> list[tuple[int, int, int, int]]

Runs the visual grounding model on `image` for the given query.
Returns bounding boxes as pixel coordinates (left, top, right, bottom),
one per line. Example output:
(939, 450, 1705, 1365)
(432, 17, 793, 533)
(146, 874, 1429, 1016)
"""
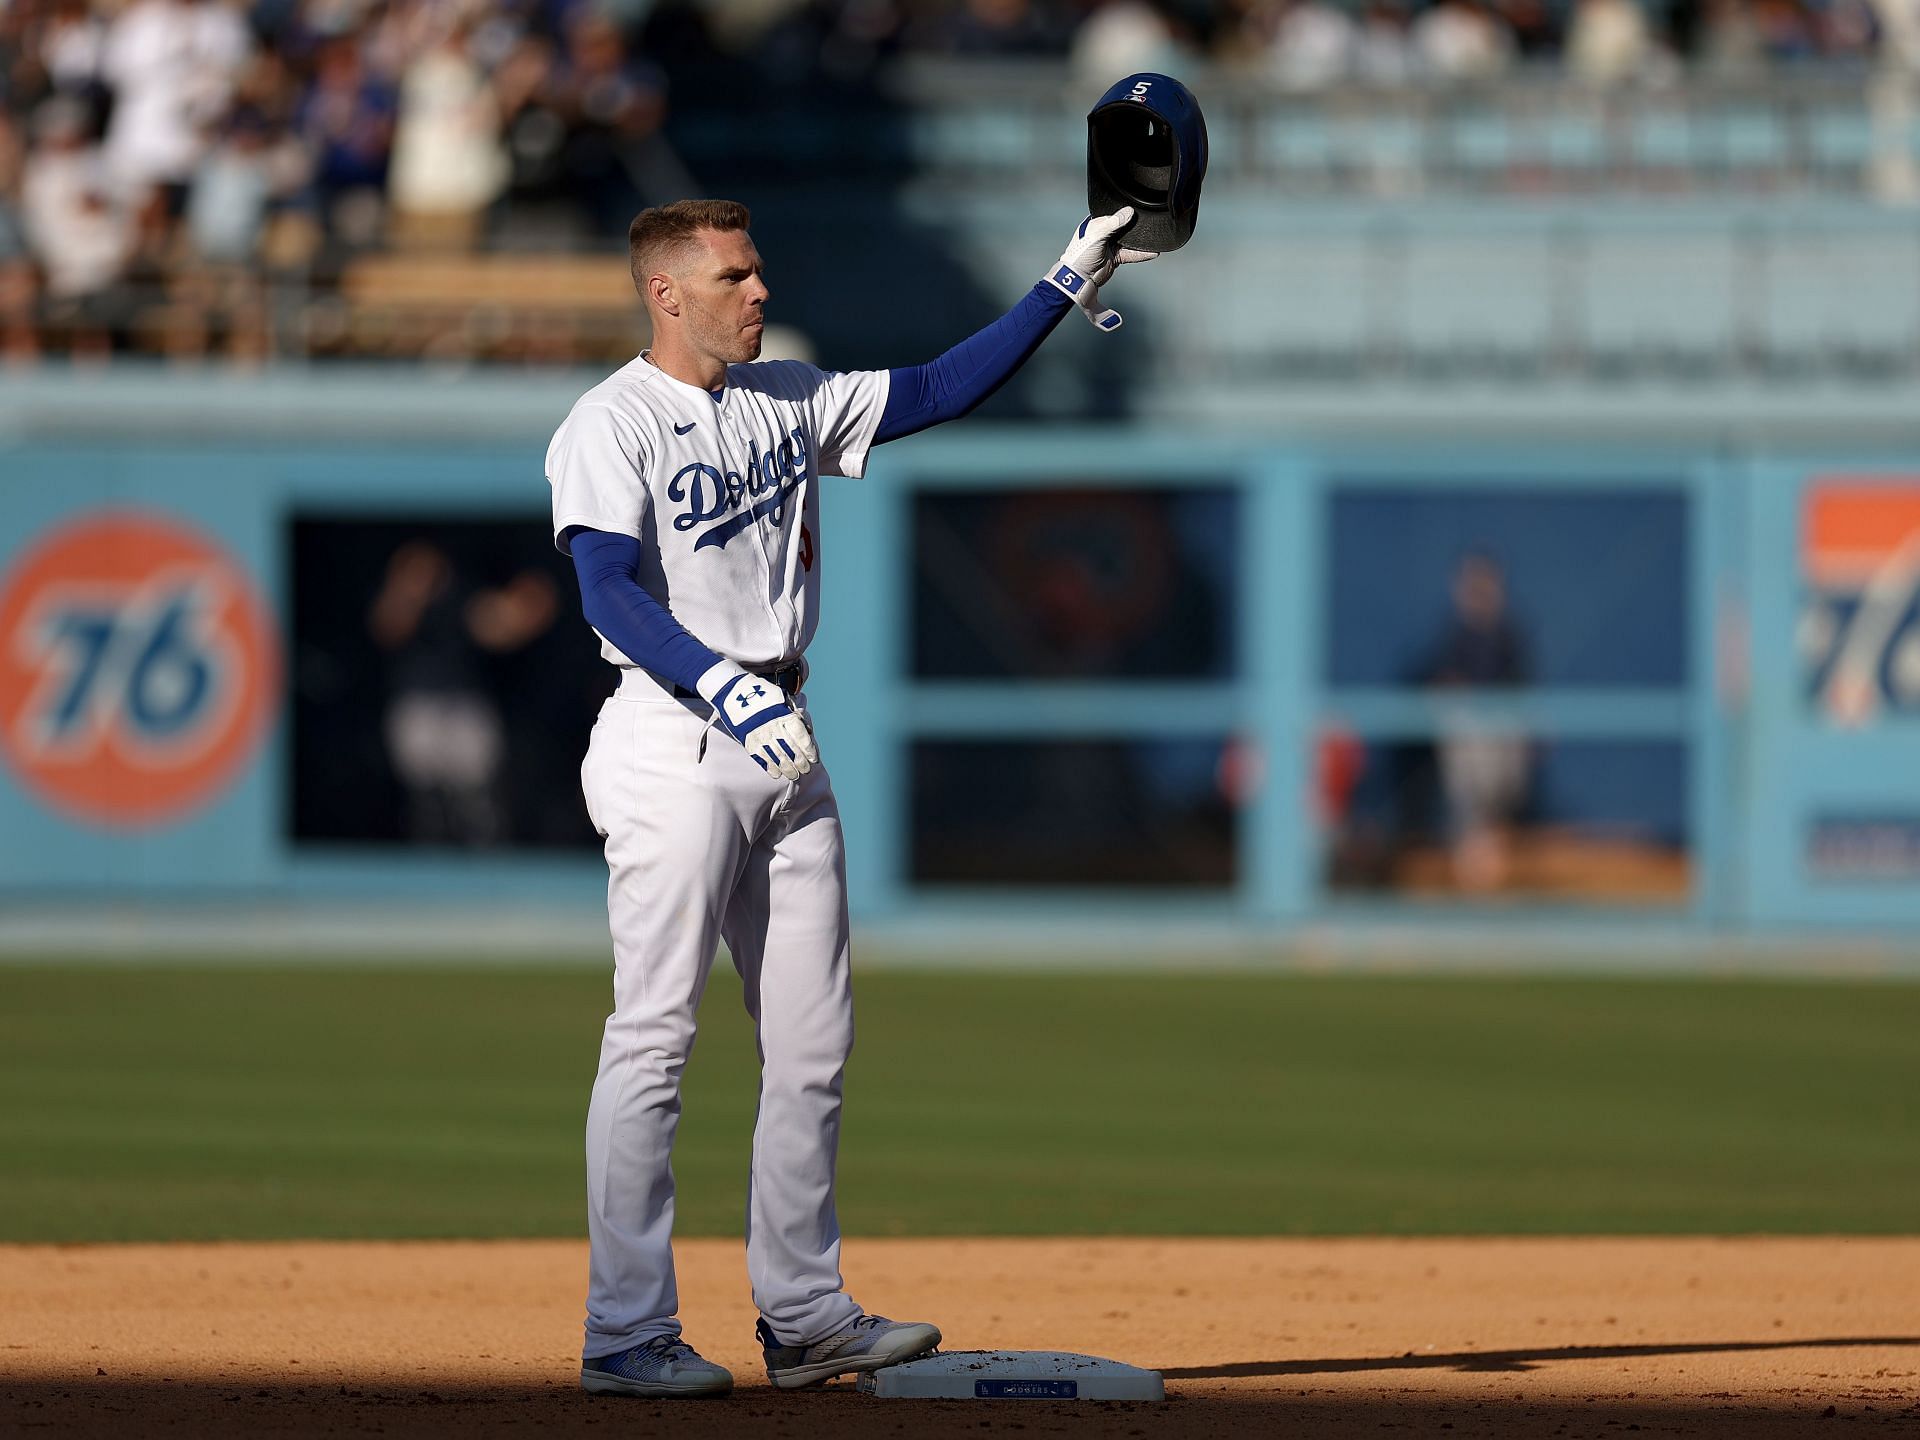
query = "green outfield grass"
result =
(0, 965, 1915, 1242)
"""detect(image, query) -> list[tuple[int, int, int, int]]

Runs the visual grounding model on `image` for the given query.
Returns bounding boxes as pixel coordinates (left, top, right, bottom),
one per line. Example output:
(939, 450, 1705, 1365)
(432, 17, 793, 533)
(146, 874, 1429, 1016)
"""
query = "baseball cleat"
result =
(759, 1314, 942, 1389)
(581, 1335, 733, 1397)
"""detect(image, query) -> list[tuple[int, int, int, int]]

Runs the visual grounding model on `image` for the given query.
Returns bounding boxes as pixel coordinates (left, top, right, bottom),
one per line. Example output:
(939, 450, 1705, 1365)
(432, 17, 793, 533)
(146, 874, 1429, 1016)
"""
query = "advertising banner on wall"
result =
(0, 511, 280, 831)
(1747, 469, 1920, 924)
(0, 453, 286, 890)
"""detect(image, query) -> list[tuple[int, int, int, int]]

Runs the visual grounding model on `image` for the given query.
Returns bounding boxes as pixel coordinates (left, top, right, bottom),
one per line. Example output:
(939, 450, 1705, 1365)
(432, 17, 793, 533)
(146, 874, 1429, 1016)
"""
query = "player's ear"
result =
(648, 273, 679, 318)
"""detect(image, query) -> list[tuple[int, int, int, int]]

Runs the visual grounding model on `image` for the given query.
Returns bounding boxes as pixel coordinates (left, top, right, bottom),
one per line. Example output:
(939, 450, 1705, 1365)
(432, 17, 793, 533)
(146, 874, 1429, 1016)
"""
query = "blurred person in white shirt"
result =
(1566, 0, 1666, 85)
(101, 0, 252, 203)
(1411, 0, 1514, 80)
(21, 95, 131, 357)
(1268, 0, 1359, 89)
(1070, 0, 1196, 80)
(388, 20, 507, 243)
(39, 0, 109, 99)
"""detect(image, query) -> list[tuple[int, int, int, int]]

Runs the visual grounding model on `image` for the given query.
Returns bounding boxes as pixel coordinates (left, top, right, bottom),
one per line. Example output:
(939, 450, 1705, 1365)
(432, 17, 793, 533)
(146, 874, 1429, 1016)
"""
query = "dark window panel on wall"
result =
(910, 737, 1240, 889)
(289, 516, 608, 851)
(911, 487, 1239, 681)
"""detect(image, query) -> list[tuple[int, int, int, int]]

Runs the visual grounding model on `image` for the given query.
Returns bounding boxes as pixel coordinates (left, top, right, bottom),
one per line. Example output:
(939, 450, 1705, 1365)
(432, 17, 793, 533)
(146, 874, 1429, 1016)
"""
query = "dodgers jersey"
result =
(547, 354, 890, 669)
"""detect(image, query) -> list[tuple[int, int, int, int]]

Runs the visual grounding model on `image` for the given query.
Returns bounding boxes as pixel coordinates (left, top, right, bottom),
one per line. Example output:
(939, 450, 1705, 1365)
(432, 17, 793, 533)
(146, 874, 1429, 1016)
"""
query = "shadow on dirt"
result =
(1162, 1334, 1920, 1378)
(7, 1373, 1919, 1440)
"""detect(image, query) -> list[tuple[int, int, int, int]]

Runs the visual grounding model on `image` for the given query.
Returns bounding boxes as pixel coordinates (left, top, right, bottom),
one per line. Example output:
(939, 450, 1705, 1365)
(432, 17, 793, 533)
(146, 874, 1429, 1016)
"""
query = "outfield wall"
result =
(2, 370, 1918, 939)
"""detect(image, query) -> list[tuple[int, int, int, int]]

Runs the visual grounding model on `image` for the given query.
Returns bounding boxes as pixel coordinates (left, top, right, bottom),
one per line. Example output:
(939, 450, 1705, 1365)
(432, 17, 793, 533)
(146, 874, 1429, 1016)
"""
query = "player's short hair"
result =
(627, 200, 752, 297)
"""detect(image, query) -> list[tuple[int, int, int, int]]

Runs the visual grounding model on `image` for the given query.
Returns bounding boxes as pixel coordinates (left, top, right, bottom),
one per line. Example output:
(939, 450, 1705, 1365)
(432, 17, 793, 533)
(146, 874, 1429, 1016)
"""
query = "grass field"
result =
(1, 965, 1915, 1243)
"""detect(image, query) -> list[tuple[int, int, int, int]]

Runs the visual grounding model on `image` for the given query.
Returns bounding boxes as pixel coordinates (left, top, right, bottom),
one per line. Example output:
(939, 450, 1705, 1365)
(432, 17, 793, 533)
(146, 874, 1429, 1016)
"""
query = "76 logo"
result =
(18, 569, 237, 761)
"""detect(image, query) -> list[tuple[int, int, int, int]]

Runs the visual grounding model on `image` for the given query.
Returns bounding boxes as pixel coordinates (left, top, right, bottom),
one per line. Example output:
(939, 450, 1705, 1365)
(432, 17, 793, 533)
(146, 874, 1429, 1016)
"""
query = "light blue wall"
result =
(2, 371, 1917, 934)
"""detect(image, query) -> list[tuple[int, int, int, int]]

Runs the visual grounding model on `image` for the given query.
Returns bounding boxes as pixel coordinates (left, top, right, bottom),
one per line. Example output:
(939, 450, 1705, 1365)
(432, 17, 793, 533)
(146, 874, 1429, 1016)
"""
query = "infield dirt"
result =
(4, 1237, 1916, 1438)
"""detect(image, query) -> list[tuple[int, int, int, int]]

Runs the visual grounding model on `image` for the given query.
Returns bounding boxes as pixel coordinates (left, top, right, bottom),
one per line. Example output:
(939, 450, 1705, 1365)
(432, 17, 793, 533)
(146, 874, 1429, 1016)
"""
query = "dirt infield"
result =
(4, 1237, 1916, 1438)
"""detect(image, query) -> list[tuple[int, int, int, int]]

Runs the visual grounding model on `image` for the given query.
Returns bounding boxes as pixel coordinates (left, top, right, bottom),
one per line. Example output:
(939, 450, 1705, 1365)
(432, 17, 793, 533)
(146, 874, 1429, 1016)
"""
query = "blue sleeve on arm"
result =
(568, 527, 723, 694)
(874, 280, 1072, 445)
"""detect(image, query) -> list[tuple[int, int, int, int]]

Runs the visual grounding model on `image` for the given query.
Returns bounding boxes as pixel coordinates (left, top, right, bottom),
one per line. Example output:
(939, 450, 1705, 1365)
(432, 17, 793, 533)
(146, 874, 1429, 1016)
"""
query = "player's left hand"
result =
(698, 661, 819, 781)
(1044, 208, 1155, 333)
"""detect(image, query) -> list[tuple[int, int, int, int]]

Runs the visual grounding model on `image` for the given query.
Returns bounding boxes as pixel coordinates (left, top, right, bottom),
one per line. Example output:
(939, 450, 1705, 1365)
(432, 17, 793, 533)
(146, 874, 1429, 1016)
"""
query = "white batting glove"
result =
(696, 660, 818, 781)
(1044, 208, 1156, 332)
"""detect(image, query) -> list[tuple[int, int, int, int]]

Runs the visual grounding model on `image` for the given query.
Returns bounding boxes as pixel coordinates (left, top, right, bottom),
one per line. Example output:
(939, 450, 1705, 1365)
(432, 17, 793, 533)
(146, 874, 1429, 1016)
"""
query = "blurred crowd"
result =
(0, 0, 685, 360)
(0, 0, 1903, 364)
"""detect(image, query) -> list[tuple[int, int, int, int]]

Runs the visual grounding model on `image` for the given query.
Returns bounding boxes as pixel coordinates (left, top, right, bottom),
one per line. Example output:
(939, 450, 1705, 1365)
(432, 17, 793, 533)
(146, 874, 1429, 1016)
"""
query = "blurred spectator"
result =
(1489, 0, 1559, 55)
(1696, 0, 1770, 69)
(0, 112, 38, 363)
(1412, 0, 1516, 79)
(1566, 0, 1662, 84)
(1752, 0, 1822, 57)
(1354, 0, 1416, 83)
(368, 539, 559, 847)
(101, 0, 252, 202)
(1422, 551, 1533, 893)
(549, 11, 669, 234)
(38, 0, 110, 123)
(188, 104, 288, 260)
(389, 21, 508, 247)
(300, 33, 396, 246)
(913, 0, 1073, 55)
(174, 102, 305, 360)
(21, 94, 129, 359)
(1268, 0, 1359, 89)
(1071, 0, 1195, 78)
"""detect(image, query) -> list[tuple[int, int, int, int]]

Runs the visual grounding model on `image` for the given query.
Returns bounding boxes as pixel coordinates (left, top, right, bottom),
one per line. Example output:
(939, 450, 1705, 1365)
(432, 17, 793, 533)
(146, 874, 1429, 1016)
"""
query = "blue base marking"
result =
(975, 1379, 1079, 1399)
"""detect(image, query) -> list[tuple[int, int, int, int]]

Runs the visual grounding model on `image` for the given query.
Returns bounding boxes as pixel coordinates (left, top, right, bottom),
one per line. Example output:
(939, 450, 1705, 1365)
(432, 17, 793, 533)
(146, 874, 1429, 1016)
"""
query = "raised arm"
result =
(873, 209, 1151, 446)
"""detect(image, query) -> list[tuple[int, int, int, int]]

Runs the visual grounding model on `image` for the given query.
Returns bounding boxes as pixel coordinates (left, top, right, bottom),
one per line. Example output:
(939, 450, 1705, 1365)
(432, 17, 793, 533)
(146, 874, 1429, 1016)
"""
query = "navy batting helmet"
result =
(1086, 73, 1208, 254)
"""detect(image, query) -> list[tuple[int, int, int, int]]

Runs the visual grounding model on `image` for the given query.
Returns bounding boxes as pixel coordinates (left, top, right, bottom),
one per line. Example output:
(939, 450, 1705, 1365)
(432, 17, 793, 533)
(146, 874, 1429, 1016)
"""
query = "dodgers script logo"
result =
(0, 511, 280, 828)
(1801, 480, 1920, 727)
(668, 427, 810, 552)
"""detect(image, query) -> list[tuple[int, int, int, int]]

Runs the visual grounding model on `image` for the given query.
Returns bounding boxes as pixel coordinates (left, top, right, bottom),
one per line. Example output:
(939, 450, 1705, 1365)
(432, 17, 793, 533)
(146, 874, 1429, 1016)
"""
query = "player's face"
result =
(680, 228, 769, 365)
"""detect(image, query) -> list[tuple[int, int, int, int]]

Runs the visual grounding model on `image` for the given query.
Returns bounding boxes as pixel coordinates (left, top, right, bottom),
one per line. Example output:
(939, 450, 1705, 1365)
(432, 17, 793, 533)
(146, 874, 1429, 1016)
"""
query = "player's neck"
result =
(644, 342, 728, 396)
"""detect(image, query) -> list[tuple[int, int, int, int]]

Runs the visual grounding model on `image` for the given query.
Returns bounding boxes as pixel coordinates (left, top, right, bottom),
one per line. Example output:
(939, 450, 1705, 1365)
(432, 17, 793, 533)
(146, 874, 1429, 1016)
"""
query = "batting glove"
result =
(1044, 208, 1155, 332)
(697, 660, 818, 782)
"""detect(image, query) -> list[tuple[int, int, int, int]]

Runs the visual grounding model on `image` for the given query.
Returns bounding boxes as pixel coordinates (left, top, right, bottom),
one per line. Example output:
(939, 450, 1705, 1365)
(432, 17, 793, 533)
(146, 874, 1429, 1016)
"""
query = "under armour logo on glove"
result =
(696, 661, 819, 783)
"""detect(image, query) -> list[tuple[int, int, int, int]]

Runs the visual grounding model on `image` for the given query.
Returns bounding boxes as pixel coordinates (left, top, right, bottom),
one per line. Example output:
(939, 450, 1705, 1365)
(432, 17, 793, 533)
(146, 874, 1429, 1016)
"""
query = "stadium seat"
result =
(1760, 227, 1920, 370)
(1402, 231, 1556, 368)
(1580, 229, 1742, 370)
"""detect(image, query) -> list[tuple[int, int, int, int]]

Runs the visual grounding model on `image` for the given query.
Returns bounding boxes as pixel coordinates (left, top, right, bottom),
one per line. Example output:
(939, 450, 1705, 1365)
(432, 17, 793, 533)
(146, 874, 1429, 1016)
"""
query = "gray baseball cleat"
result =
(581, 1334, 733, 1397)
(759, 1314, 942, 1389)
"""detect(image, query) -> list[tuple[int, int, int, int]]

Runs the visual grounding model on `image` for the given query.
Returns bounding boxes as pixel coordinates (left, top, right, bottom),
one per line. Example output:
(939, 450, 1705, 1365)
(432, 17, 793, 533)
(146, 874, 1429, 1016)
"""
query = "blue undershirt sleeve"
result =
(567, 526, 724, 693)
(873, 280, 1073, 445)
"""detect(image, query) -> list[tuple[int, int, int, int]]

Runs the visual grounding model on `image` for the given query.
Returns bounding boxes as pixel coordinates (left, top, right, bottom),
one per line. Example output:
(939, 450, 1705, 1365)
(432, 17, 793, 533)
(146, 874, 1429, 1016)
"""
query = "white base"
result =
(856, 1350, 1164, 1401)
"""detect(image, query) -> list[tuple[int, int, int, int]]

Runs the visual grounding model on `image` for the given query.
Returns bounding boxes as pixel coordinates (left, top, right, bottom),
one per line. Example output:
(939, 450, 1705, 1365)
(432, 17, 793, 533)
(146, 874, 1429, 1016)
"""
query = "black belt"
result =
(673, 660, 807, 702)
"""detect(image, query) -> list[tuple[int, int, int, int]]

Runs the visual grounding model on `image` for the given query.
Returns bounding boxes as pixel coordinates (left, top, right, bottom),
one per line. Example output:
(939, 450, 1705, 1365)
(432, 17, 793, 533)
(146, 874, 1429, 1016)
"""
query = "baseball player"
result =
(548, 198, 1150, 1398)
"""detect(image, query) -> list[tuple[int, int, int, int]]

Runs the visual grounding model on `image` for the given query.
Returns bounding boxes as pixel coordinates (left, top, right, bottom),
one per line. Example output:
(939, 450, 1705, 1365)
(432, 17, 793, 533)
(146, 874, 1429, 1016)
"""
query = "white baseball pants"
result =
(580, 673, 861, 1359)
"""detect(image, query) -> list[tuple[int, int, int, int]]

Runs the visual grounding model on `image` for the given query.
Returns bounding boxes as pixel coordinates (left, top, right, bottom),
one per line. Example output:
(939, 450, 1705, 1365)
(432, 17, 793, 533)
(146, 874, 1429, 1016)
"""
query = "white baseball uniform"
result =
(547, 353, 889, 1359)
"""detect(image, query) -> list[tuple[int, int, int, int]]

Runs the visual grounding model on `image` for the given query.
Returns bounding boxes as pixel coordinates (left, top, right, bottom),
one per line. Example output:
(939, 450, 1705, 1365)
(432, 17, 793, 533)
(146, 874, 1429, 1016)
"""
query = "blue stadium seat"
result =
(1264, 110, 1336, 181)
(1208, 233, 1371, 367)
(1581, 230, 1742, 365)
(1631, 110, 1695, 176)
(1761, 228, 1920, 366)
(1807, 110, 1872, 174)
(1449, 110, 1513, 177)
(1720, 109, 1787, 174)
(1401, 231, 1556, 363)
